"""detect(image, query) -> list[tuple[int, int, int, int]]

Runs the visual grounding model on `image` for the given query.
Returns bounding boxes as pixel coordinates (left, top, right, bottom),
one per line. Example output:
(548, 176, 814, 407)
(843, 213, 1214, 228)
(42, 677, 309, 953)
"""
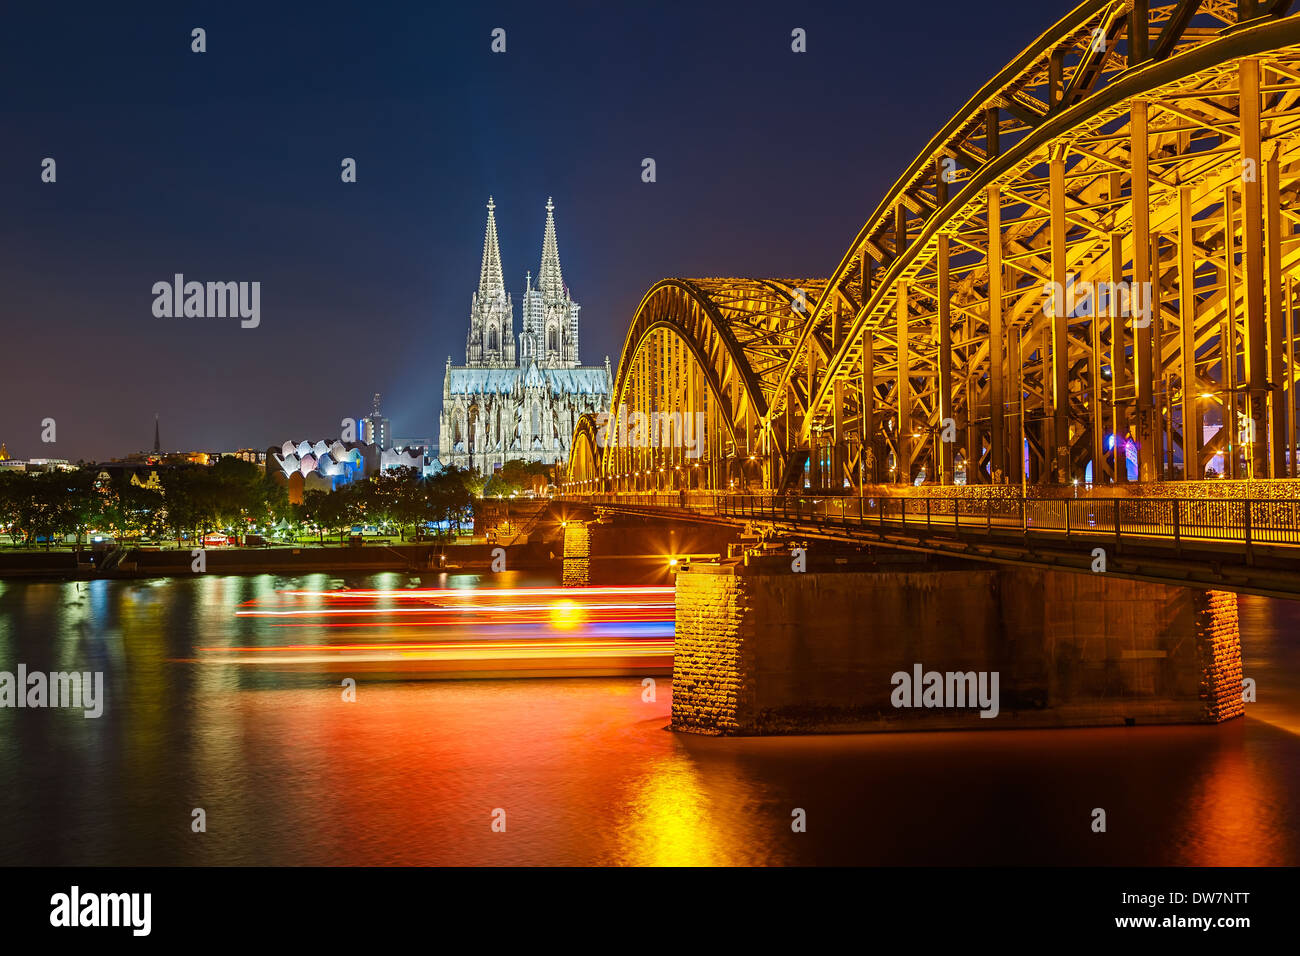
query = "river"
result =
(0, 572, 1297, 865)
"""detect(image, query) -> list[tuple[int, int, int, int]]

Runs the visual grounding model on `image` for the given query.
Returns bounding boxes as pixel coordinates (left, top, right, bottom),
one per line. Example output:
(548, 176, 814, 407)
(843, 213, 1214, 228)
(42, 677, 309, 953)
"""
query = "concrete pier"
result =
(671, 559, 1243, 735)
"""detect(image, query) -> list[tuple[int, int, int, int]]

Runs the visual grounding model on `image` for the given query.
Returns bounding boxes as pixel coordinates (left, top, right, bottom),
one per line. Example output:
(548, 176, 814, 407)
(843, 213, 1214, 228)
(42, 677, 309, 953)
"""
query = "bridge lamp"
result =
(668, 557, 679, 568)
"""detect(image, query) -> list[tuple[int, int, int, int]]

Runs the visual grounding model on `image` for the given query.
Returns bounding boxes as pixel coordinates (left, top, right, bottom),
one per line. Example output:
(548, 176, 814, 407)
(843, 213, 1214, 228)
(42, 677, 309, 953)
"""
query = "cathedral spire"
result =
(538, 197, 565, 298)
(153, 414, 160, 455)
(478, 196, 507, 303)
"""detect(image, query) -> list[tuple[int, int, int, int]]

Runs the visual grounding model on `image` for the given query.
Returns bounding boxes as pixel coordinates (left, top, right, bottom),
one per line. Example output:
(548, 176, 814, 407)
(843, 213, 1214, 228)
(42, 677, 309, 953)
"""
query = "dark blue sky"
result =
(1, 0, 1058, 461)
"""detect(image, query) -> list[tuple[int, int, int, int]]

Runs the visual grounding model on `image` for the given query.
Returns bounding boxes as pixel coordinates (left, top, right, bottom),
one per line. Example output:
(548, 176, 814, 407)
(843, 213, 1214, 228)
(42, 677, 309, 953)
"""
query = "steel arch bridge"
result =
(567, 0, 1300, 496)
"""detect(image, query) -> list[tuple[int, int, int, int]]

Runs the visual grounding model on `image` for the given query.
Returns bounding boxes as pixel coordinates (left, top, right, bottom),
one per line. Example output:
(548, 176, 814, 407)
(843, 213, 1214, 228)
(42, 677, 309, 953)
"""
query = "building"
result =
(0, 443, 77, 473)
(0, 442, 26, 471)
(222, 448, 268, 465)
(394, 436, 435, 455)
(267, 438, 441, 502)
(360, 393, 391, 448)
(13, 459, 76, 472)
(380, 446, 436, 473)
(439, 197, 610, 472)
(269, 440, 376, 498)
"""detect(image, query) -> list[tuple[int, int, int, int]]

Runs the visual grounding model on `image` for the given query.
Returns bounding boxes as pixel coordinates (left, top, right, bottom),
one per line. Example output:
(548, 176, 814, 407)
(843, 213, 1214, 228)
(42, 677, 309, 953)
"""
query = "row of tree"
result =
(0, 459, 484, 548)
(298, 467, 475, 542)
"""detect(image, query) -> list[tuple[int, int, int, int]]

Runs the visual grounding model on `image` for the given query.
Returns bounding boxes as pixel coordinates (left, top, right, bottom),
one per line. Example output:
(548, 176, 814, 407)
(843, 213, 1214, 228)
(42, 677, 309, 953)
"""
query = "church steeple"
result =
(478, 196, 507, 304)
(467, 196, 515, 367)
(528, 197, 580, 368)
(538, 197, 565, 298)
(153, 414, 160, 455)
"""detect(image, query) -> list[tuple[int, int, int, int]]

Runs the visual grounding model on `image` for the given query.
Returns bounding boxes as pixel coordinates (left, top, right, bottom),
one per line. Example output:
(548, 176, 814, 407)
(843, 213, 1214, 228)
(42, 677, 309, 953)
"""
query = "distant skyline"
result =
(1, 0, 1057, 461)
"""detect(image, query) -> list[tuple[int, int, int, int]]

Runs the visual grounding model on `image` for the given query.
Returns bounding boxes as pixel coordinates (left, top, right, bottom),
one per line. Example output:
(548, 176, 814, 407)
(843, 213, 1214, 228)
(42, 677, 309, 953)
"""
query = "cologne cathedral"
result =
(439, 198, 610, 473)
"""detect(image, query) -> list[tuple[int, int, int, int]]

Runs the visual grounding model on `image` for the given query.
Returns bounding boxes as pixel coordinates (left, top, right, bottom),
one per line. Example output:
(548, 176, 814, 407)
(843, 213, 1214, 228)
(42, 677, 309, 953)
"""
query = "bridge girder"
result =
(569, 1, 1300, 494)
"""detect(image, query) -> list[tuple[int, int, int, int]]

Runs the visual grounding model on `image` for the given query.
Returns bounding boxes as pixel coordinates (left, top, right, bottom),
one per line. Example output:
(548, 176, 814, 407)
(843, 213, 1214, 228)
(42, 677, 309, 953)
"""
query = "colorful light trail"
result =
(194, 585, 675, 678)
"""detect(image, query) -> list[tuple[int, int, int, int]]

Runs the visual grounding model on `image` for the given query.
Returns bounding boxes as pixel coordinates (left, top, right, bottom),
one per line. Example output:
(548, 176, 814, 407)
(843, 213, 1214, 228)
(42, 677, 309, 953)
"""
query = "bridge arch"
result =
(566, 413, 603, 490)
(592, 278, 829, 492)
(567, 1, 1300, 494)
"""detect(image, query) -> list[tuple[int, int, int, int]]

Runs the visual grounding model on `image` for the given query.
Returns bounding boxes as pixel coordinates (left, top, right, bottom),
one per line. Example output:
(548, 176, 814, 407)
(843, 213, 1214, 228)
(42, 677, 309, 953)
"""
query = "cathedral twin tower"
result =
(467, 196, 580, 368)
(439, 197, 611, 473)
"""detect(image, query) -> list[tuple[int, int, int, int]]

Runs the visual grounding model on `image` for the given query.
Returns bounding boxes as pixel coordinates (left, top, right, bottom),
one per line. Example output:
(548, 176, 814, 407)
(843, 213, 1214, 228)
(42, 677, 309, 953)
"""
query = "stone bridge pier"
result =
(671, 558, 1243, 735)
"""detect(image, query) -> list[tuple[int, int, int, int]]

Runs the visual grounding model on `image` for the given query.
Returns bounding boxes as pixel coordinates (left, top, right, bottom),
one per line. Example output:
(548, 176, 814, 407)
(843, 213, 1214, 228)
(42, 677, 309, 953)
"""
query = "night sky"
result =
(1, 0, 1057, 462)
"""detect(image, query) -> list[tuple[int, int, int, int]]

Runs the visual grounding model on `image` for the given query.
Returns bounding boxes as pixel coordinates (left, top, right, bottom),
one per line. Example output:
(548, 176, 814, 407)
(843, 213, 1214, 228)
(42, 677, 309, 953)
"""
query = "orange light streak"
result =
(276, 586, 673, 600)
(235, 602, 670, 617)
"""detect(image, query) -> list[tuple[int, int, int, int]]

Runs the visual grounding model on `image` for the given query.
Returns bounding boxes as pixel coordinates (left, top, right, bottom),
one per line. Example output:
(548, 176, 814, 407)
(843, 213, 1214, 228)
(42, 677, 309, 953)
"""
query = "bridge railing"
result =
(562, 491, 1300, 552)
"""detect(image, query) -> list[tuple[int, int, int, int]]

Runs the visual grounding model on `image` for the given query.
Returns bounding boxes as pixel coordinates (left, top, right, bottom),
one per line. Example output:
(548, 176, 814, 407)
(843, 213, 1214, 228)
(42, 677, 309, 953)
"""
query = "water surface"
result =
(1, 574, 1297, 865)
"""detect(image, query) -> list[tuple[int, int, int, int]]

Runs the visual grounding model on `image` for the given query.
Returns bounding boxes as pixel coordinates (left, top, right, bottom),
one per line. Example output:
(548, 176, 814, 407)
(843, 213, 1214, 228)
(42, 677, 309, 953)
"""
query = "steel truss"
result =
(568, 1, 1300, 494)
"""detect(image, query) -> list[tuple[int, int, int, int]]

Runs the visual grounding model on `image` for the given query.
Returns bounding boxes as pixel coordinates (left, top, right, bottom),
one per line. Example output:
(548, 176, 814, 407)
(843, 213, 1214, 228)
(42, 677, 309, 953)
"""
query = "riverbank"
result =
(0, 540, 559, 580)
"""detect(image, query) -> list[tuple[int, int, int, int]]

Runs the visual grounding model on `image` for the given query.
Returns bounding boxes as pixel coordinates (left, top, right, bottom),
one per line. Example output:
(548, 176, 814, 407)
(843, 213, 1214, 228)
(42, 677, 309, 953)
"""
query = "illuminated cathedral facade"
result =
(439, 198, 610, 473)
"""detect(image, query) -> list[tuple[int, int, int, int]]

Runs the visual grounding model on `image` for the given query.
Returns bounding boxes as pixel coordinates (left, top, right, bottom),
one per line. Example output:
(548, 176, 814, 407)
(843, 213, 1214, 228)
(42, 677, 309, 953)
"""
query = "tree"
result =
(428, 466, 475, 536)
(55, 470, 105, 550)
(104, 475, 166, 540)
(18, 472, 65, 547)
(7, 469, 106, 551)
(300, 488, 354, 543)
(160, 468, 219, 546)
(208, 457, 284, 539)
(459, 467, 487, 498)
(0, 472, 24, 544)
(482, 459, 551, 498)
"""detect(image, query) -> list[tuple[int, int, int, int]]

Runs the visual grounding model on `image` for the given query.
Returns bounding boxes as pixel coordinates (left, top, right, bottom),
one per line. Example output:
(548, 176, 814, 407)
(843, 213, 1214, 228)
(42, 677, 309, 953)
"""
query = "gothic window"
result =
(452, 409, 468, 452)
(547, 325, 559, 352)
(488, 327, 498, 352)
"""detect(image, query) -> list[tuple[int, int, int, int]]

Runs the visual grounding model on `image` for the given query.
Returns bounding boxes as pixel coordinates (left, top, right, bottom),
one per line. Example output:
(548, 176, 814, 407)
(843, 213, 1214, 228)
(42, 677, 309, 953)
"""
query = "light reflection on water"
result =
(0, 573, 1298, 865)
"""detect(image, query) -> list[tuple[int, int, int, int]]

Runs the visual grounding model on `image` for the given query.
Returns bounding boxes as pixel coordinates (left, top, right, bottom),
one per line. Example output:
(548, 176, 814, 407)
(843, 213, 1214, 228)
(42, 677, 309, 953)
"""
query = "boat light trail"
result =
(202, 584, 676, 677)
